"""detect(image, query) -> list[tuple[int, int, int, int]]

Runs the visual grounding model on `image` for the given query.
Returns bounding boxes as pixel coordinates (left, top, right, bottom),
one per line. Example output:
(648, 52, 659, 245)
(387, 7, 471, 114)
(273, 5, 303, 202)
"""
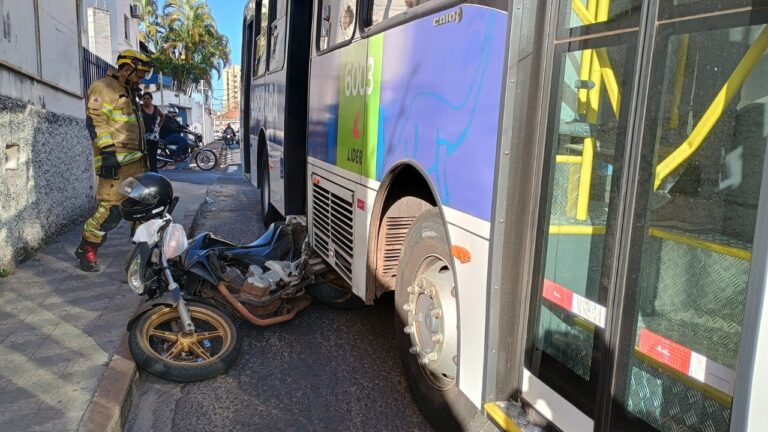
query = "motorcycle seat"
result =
(240, 222, 283, 249)
(219, 223, 291, 265)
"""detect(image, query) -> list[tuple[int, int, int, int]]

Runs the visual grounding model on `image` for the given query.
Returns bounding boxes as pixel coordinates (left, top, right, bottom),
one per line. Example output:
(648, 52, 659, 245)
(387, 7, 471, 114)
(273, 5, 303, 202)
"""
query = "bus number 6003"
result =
(344, 57, 375, 97)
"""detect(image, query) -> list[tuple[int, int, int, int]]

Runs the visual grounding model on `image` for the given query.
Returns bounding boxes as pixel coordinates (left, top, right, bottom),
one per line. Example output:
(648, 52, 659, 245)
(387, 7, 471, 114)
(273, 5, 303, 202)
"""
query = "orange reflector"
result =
(451, 245, 471, 264)
(312, 177, 321, 185)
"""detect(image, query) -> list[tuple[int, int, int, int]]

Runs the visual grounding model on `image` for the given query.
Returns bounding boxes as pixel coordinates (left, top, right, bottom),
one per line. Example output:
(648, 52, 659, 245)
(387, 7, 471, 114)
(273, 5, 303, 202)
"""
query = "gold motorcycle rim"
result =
(138, 305, 233, 365)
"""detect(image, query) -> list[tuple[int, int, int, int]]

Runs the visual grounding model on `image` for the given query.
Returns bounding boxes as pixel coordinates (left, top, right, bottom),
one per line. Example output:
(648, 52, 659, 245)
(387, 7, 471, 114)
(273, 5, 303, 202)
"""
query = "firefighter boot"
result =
(74, 241, 100, 272)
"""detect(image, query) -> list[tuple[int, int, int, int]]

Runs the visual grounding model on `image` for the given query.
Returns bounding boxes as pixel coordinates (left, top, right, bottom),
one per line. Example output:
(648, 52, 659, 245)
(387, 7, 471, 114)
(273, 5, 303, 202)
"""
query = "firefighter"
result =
(75, 49, 154, 272)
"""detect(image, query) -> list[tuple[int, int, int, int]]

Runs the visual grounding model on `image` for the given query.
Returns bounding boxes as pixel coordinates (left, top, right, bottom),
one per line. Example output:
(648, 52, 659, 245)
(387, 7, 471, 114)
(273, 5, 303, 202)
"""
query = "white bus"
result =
(243, 0, 768, 430)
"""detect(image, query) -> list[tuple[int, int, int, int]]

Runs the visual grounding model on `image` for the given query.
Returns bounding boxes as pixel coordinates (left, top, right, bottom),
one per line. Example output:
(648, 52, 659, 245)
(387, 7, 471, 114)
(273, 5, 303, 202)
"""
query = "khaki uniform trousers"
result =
(82, 159, 146, 245)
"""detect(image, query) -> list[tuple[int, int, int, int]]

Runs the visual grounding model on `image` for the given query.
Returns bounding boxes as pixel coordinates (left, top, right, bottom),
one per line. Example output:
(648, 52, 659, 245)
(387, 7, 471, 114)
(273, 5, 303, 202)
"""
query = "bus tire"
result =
(260, 152, 277, 228)
(394, 208, 475, 431)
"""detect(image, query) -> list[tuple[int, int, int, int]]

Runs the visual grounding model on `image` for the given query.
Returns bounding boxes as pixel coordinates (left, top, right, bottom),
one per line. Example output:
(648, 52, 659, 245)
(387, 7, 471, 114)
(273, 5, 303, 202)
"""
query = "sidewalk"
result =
(0, 181, 205, 431)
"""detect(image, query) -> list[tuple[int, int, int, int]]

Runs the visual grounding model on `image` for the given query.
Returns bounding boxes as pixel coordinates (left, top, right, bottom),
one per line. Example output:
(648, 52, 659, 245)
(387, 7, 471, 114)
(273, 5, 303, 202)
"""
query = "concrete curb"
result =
(78, 318, 140, 432)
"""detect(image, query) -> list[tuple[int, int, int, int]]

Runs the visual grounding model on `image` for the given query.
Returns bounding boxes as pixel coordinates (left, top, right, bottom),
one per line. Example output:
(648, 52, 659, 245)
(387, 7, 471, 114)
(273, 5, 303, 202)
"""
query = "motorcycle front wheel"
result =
(195, 148, 218, 171)
(156, 150, 171, 169)
(128, 302, 241, 382)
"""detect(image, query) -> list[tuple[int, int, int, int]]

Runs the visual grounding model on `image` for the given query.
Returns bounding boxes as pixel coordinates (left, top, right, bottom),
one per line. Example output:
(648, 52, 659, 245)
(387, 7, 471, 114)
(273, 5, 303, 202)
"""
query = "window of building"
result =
(124, 15, 130, 41)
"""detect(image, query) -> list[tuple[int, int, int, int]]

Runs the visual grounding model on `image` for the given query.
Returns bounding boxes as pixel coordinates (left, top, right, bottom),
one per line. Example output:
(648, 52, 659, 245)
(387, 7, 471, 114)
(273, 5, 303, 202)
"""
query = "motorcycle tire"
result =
(128, 302, 241, 382)
(195, 149, 218, 171)
(157, 151, 170, 169)
(306, 272, 365, 310)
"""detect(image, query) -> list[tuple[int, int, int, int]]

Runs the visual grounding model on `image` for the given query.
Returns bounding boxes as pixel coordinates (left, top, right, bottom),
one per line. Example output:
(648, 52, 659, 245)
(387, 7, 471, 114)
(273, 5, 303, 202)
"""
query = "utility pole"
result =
(199, 80, 207, 146)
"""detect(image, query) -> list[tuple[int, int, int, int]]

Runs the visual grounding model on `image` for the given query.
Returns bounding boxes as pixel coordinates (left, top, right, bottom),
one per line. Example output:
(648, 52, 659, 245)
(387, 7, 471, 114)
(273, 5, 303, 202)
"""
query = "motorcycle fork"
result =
(161, 252, 195, 332)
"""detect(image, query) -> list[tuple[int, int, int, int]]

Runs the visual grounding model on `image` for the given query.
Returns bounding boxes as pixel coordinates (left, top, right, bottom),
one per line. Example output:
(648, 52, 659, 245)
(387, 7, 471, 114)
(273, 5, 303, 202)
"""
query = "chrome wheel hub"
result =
(403, 258, 457, 383)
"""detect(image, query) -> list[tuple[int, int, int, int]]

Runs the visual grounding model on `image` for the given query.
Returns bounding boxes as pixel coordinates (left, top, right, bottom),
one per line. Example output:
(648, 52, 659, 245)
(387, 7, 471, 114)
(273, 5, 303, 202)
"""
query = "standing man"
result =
(75, 49, 154, 272)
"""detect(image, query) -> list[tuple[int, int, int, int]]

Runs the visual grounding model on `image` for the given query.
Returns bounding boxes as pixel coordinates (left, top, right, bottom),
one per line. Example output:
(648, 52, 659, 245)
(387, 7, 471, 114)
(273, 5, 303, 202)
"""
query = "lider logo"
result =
(433, 7, 462, 27)
(353, 109, 361, 139)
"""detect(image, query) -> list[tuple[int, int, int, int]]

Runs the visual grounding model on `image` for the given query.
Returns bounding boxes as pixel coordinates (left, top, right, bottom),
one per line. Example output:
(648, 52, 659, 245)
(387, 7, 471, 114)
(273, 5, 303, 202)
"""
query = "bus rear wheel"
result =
(394, 208, 475, 431)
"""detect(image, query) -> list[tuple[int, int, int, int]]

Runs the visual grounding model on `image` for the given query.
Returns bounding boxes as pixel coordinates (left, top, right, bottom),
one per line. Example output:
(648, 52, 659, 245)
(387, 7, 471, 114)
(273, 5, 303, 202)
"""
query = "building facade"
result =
(0, 0, 95, 273)
(79, 0, 141, 63)
(223, 65, 241, 112)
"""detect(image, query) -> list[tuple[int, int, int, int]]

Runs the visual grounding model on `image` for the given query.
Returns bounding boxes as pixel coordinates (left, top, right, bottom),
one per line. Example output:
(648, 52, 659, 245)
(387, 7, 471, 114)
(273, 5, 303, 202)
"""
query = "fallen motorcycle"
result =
(119, 173, 349, 382)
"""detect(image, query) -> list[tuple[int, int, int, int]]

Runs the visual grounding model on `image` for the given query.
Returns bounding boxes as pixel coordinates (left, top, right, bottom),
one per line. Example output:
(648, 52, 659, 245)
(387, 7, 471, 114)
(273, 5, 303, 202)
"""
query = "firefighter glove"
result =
(98, 151, 120, 179)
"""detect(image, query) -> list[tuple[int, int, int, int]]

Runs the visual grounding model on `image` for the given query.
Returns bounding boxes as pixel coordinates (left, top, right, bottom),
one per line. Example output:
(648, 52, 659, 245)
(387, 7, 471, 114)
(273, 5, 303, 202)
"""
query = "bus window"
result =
(253, 0, 269, 77)
(659, 0, 763, 19)
(268, 0, 287, 72)
(527, 36, 636, 416)
(370, 0, 434, 27)
(559, 0, 642, 37)
(614, 12, 768, 430)
(318, 0, 356, 51)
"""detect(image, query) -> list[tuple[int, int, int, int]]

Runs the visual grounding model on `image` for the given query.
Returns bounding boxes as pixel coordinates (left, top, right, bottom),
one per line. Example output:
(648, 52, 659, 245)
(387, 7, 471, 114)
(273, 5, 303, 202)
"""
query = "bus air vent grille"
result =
(311, 180, 354, 284)
(381, 216, 416, 277)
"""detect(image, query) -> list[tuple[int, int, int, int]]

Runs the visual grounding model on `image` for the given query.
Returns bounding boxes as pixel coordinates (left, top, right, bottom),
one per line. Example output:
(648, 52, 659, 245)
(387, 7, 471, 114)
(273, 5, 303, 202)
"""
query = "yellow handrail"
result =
(575, 0, 611, 220)
(572, 0, 621, 117)
(654, 25, 768, 190)
(668, 35, 689, 129)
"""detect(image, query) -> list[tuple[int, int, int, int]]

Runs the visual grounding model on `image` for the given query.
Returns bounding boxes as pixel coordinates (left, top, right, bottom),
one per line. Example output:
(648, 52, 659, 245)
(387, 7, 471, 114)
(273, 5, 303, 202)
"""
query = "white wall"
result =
(0, 0, 84, 117)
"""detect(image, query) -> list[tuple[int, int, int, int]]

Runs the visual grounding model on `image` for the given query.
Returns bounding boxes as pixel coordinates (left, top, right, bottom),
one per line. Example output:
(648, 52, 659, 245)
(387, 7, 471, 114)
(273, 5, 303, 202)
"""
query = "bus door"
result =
(486, 1, 768, 431)
(242, 14, 255, 177)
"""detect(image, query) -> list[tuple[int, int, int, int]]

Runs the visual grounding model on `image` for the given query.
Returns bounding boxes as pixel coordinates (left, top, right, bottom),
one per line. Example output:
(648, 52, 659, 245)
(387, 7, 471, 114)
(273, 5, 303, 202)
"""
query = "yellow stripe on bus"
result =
(548, 225, 751, 260)
(634, 349, 732, 408)
(648, 227, 751, 261)
(549, 225, 606, 235)
(483, 403, 522, 432)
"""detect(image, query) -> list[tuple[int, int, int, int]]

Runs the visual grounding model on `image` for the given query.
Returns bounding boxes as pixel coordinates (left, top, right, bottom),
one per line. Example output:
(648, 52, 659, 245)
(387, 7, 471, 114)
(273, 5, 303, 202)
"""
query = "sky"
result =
(157, 0, 243, 112)
(206, 0, 243, 112)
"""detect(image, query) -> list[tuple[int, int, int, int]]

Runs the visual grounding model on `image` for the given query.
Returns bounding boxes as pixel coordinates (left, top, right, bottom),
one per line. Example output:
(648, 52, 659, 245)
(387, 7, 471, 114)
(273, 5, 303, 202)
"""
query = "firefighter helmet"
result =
(116, 49, 154, 78)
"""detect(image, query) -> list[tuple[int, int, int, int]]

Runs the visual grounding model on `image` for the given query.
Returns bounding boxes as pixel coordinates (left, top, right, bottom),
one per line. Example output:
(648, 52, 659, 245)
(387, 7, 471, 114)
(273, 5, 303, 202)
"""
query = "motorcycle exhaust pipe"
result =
(216, 282, 312, 326)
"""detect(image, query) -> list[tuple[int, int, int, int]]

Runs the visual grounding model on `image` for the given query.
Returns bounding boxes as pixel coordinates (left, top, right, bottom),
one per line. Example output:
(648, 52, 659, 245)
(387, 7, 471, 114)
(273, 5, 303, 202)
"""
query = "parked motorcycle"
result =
(157, 132, 218, 171)
(120, 173, 347, 382)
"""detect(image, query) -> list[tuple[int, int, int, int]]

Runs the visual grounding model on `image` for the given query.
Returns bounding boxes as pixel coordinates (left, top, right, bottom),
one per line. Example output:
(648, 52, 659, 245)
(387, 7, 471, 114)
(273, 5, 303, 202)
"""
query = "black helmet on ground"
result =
(119, 173, 174, 222)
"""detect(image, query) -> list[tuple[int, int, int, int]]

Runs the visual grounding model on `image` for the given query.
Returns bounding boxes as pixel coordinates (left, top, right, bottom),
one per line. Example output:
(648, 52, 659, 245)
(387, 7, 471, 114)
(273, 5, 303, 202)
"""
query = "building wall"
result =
(0, 0, 94, 272)
(223, 65, 241, 112)
(79, 0, 140, 63)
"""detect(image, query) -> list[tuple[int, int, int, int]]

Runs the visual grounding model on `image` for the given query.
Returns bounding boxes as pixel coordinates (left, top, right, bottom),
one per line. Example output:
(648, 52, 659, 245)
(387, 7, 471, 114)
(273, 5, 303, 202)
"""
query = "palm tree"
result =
(136, 0, 163, 52)
(152, 0, 231, 93)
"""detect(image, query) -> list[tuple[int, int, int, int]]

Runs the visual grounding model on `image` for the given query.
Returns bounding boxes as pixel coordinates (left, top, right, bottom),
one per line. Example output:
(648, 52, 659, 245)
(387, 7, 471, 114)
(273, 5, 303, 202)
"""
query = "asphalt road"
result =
(125, 152, 435, 432)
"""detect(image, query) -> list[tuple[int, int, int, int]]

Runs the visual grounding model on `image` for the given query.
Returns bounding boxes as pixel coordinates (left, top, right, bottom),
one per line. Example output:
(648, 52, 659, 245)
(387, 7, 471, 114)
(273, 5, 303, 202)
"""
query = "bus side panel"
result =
(376, 6, 508, 222)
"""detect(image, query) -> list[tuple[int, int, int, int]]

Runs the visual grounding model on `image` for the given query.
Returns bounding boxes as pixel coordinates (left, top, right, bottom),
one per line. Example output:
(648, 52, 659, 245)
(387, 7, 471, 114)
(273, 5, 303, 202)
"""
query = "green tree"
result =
(140, 0, 230, 93)
(136, 0, 163, 52)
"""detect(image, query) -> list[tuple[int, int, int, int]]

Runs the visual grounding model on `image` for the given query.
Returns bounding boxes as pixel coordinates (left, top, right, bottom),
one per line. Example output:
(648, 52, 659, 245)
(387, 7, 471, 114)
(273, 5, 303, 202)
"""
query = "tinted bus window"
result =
(558, 0, 642, 38)
(370, 0, 436, 26)
(659, 0, 768, 19)
(253, 0, 269, 77)
(614, 13, 768, 430)
(318, 0, 356, 51)
(269, 0, 287, 72)
(529, 35, 636, 415)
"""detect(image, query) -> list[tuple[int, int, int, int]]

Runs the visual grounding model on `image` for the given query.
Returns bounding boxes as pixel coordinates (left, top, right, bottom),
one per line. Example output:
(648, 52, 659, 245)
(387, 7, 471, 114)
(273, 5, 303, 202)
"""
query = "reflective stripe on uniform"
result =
(94, 133, 114, 148)
(94, 151, 144, 168)
(101, 103, 138, 123)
